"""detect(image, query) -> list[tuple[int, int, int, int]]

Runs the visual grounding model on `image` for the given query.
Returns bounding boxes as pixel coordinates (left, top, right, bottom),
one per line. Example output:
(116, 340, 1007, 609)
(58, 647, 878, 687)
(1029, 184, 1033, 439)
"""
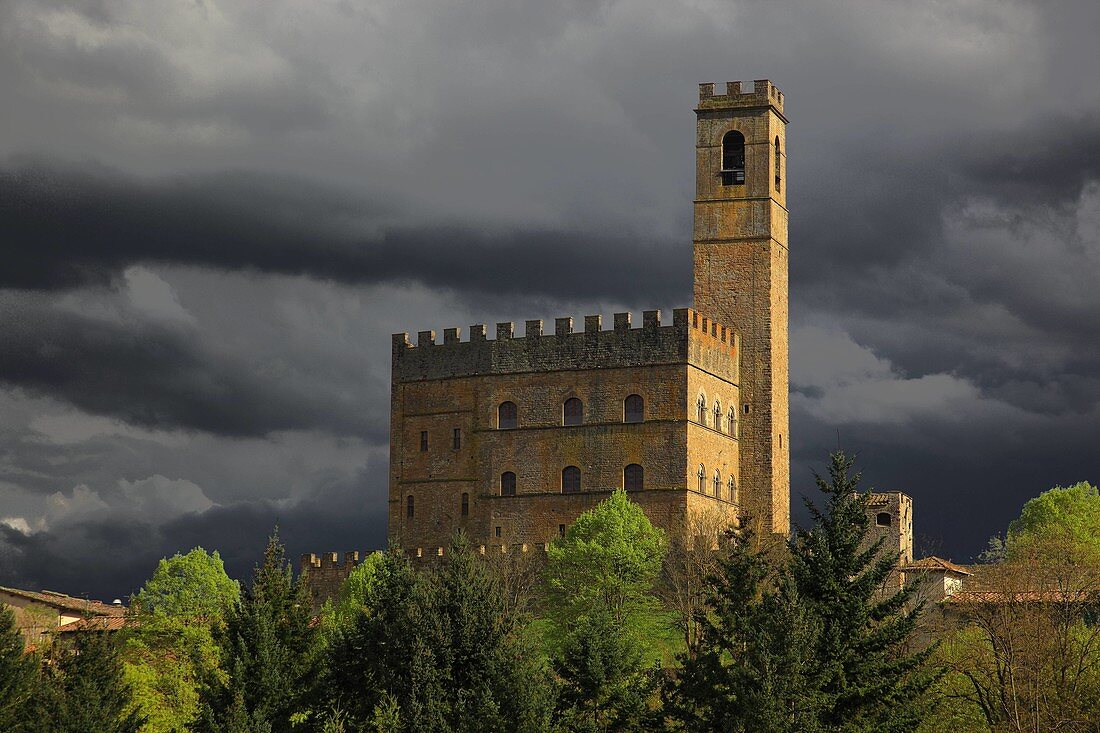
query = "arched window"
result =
(728, 476, 737, 503)
(461, 492, 469, 516)
(713, 470, 721, 497)
(406, 495, 414, 519)
(624, 464, 644, 491)
(721, 130, 746, 185)
(501, 472, 516, 496)
(727, 406, 737, 437)
(697, 395, 707, 426)
(498, 401, 517, 429)
(563, 397, 583, 426)
(876, 512, 892, 527)
(774, 137, 782, 192)
(697, 464, 706, 493)
(624, 394, 644, 423)
(713, 400, 722, 431)
(562, 466, 581, 494)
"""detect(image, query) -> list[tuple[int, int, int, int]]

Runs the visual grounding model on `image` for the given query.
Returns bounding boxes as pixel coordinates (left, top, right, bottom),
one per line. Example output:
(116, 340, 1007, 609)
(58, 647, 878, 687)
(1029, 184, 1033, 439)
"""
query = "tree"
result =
(197, 528, 318, 733)
(543, 489, 668, 731)
(543, 488, 667, 639)
(123, 548, 240, 732)
(658, 507, 735, 654)
(926, 482, 1100, 731)
(134, 548, 240, 619)
(35, 632, 145, 733)
(1007, 481, 1100, 562)
(324, 536, 555, 733)
(0, 606, 39, 732)
(316, 551, 384, 645)
(788, 451, 937, 730)
(670, 452, 938, 732)
(554, 609, 660, 733)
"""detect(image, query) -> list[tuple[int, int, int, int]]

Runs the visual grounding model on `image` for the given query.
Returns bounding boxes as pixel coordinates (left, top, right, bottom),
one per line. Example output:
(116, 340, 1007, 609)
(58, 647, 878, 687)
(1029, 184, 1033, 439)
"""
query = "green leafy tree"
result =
(543, 489, 668, 731)
(0, 606, 40, 732)
(197, 528, 318, 733)
(543, 488, 667, 640)
(317, 551, 384, 644)
(134, 548, 240, 619)
(325, 536, 555, 733)
(36, 632, 145, 733)
(123, 548, 240, 732)
(1007, 481, 1100, 562)
(671, 452, 938, 732)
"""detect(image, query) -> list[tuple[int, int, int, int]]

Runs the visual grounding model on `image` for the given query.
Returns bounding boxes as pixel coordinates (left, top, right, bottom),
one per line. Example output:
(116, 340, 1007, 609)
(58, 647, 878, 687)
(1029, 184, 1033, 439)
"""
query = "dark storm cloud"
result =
(0, 292, 386, 439)
(0, 160, 687, 303)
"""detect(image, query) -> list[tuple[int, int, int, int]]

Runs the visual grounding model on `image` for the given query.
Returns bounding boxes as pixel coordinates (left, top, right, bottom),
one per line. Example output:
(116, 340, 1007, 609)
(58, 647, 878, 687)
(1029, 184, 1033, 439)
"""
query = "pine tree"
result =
(670, 452, 939, 732)
(197, 527, 318, 733)
(37, 632, 146, 733)
(0, 606, 39, 732)
(323, 535, 555, 733)
(791, 451, 938, 731)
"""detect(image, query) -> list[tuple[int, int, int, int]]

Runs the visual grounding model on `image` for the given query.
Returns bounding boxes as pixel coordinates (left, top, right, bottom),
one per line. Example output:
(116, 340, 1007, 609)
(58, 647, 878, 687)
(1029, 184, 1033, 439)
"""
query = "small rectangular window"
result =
(420, 431, 428, 451)
(495, 526, 502, 538)
(559, 524, 566, 537)
(453, 428, 461, 450)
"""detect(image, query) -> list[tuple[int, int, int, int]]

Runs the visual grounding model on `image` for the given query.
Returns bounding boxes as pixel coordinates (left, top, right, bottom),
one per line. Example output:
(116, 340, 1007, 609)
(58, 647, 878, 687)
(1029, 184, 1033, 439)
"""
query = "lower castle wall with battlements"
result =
(389, 307, 746, 554)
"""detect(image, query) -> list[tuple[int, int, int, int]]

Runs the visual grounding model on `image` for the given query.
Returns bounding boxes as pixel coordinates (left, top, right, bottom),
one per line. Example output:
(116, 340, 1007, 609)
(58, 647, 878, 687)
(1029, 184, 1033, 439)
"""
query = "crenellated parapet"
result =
(299, 551, 368, 610)
(392, 308, 740, 383)
(697, 79, 784, 117)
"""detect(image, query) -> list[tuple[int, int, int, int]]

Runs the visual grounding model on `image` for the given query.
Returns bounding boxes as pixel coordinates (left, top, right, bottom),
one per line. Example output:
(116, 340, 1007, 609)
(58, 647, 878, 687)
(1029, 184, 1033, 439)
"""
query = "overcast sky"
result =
(1, 0, 1098, 600)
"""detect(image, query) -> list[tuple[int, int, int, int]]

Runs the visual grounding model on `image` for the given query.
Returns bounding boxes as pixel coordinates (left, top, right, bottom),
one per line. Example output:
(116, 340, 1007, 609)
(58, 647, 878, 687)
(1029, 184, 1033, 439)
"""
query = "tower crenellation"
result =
(698, 80, 784, 114)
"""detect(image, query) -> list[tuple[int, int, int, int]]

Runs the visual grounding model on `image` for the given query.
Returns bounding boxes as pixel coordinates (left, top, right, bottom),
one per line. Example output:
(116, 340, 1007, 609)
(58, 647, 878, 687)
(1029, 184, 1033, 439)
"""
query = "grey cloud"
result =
(0, 291, 386, 439)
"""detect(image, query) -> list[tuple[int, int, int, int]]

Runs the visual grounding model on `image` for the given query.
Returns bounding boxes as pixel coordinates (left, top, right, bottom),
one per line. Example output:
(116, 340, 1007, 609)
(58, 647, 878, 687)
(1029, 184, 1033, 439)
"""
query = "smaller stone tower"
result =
(864, 492, 913, 564)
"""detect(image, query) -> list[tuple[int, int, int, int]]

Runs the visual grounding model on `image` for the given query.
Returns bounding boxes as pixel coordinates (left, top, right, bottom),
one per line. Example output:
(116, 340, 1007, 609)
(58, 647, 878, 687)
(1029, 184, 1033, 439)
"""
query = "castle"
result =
(387, 80, 789, 555)
(300, 81, 952, 609)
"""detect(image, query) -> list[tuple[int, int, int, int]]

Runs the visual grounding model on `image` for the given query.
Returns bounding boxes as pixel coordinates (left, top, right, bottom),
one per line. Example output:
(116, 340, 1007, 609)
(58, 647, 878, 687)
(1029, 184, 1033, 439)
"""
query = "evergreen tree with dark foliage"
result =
(34, 632, 145, 733)
(554, 609, 660, 733)
(670, 451, 938, 732)
(196, 527, 318, 733)
(0, 606, 40, 732)
(324, 534, 555, 733)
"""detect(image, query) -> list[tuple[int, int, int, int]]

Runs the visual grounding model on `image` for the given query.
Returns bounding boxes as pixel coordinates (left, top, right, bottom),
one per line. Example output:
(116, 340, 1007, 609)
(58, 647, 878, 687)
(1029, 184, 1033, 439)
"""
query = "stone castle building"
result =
(302, 79, 967, 608)
(387, 80, 790, 555)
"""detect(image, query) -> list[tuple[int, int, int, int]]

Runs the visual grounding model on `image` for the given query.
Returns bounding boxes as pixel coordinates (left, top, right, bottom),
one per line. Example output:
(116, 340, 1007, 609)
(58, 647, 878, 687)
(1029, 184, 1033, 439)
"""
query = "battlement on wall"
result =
(299, 551, 371, 610)
(697, 79, 784, 116)
(392, 307, 740, 383)
(300, 551, 362, 572)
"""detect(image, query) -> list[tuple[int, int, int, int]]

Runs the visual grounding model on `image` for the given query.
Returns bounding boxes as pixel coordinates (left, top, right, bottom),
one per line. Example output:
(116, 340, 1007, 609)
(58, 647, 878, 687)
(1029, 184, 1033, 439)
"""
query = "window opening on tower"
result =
(721, 130, 746, 185)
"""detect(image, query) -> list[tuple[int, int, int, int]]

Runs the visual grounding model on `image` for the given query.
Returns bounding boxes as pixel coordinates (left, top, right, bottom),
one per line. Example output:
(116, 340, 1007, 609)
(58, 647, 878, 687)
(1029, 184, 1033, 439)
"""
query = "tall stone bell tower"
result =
(693, 80, 790, 535)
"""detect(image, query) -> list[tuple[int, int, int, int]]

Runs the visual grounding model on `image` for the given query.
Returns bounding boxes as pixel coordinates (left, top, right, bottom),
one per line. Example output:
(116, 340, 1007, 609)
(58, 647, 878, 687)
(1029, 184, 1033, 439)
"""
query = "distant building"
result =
(0, 585, 125, 650)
